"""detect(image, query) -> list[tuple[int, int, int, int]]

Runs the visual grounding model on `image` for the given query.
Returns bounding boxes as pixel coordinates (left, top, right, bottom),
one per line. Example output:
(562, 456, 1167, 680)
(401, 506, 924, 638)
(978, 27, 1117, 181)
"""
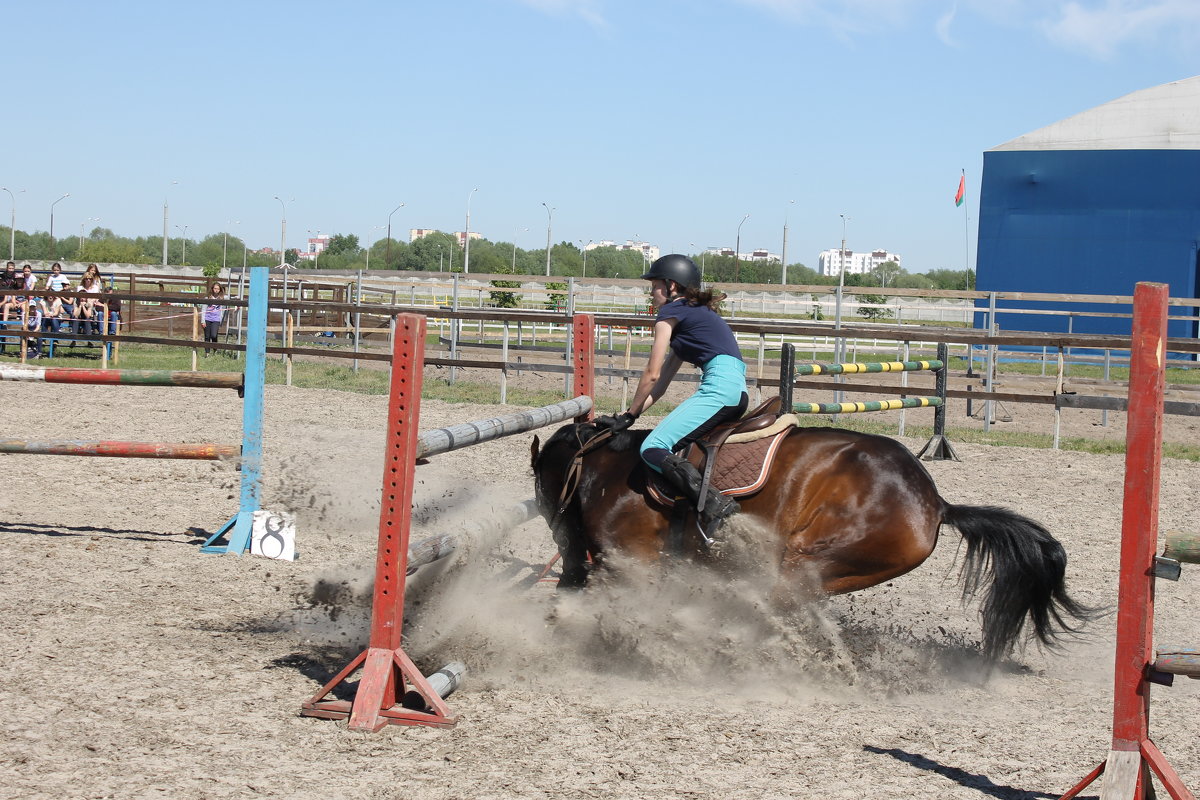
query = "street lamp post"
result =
(734, 213, 749, 283)
(835, 213, 851, 364)
(541, 202, 554, 276)
(839, 213, 851, 288)
(162, 180, 178, 266)
(2, 187, 23, 261)
(463, 188, 478, 274)
(781, 199, 795, 284)
(578, 239, 592, 277)
(511, 226, 528, 271)
(273, 196, 289, 266)
(175, 224, 189, 265)
(49, 193, 69, 259)
(79, 217, 100, 252)
(385, 202, 404, 269)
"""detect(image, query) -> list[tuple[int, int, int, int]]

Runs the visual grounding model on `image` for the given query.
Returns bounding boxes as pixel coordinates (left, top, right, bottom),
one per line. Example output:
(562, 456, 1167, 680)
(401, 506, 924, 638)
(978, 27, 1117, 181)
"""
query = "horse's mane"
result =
(541, 422, 649, 455)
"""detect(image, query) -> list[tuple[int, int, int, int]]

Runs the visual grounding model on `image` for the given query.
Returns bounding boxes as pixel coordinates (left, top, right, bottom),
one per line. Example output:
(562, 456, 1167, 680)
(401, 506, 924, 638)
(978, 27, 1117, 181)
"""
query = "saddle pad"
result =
(646, 428, 790, 506)
(724, 413, 802, 444)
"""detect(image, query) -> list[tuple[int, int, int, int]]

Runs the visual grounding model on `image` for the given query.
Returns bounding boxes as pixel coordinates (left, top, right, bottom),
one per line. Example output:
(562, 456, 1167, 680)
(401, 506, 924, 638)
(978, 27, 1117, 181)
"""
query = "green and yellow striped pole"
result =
(792, 396, 942, 415)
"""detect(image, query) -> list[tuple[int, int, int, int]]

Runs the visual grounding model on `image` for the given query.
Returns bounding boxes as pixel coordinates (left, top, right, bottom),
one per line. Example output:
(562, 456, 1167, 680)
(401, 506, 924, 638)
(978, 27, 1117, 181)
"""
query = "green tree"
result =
(78, 238, 143, 264)
(870, 260, 902, 288)
(856, 293, 893, 320)
(924, 268, 975, 290)
(545, 281, 567, 310)
(784, 263, 820, 285)
(893, 272, 935, 290)
(488, 265, 522, 308)
(324, 233, 360, 257)
(402, 232, 455, 271)
(463, 238, 508, 274)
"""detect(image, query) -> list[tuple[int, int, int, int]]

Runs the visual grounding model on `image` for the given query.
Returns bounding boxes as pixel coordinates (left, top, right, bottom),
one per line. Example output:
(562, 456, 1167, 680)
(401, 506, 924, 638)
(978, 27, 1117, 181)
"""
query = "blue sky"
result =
(5, 0, 1199, 275)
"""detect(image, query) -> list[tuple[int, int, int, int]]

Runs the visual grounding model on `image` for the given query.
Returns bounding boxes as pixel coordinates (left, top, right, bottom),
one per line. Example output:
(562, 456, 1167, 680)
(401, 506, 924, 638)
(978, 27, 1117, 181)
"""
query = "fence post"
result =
(779, 342, 795, 413)
(449, 274, 460, 385)
(191, 306, 199, 371)
(353, 269, 363, 374)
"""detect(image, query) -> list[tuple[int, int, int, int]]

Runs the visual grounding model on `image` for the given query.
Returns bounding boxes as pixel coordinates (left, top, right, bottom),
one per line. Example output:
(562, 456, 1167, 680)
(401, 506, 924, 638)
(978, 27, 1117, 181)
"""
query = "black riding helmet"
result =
(641, 253, 701, 291)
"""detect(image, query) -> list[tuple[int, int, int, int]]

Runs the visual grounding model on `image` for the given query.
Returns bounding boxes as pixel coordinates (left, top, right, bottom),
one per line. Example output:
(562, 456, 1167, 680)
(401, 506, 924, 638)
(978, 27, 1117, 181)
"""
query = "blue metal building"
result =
(975, 76, 1200, 347)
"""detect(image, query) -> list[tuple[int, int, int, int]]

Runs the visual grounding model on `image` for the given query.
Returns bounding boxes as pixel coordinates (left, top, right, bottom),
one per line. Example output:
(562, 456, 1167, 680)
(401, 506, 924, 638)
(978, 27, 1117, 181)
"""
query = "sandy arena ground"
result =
(1, 364, 1198, 799)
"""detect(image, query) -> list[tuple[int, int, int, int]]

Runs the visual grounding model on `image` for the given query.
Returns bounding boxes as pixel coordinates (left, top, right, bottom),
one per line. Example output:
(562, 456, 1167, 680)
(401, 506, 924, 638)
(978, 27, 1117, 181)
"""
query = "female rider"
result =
(594, 254, 748, 543)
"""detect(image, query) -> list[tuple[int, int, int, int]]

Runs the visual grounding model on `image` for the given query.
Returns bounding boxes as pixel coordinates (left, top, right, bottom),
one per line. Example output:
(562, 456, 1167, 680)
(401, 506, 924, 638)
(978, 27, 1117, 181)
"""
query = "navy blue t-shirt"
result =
(655, 299, 743, 367)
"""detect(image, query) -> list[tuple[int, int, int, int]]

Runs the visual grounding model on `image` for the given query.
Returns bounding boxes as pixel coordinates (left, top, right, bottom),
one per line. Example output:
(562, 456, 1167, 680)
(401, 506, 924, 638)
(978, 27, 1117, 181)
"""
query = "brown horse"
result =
(530, 421, 1094, 661)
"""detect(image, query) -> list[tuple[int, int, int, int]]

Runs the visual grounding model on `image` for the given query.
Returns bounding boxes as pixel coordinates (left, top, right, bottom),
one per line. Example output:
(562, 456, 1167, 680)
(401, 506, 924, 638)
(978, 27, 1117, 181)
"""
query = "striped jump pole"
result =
(0, 365, 243, 391)
(792, 358, 944, 376)
(0, 439, 238, 460)
(791, 396, 942, 415)
(301, 311, 593, 733)
(1058, 283, 1195, 800)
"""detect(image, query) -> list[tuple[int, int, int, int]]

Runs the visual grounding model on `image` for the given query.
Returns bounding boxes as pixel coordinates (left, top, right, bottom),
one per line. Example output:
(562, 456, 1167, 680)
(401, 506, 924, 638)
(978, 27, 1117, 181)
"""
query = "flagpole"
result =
(961, 168, 969, 289)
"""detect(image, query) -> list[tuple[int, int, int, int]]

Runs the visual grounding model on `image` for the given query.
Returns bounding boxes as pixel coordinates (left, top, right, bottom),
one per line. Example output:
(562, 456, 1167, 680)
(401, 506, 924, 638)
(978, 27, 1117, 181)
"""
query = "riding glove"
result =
(594, 411, 637, 432)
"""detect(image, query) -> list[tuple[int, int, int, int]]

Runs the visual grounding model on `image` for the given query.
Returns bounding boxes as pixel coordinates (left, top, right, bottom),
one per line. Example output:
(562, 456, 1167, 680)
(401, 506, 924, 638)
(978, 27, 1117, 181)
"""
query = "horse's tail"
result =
(942, 504, 1097, 661)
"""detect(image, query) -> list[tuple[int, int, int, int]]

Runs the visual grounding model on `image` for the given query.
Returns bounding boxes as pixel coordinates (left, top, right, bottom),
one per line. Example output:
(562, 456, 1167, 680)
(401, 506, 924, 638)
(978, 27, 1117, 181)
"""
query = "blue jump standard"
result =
(202, 267, 267, 556)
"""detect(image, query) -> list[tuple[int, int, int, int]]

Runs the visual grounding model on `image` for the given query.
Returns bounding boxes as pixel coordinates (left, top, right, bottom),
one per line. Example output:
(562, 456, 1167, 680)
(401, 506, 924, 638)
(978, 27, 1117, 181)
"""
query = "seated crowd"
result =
(0, 261, 122, 358)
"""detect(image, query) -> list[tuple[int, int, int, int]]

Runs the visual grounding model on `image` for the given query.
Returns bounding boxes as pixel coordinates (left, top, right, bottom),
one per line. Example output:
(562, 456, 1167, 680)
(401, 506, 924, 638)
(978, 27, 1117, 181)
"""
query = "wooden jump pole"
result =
(790, 397, 941, 414)
(1058, 282, 1195, 800)
(0, 365, 243, 390)
(0, 439, 237, 459)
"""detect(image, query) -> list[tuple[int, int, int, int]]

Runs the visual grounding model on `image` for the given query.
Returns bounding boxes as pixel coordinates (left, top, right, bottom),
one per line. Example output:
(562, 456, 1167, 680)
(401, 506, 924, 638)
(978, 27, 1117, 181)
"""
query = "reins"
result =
(548, 425, 613, 532)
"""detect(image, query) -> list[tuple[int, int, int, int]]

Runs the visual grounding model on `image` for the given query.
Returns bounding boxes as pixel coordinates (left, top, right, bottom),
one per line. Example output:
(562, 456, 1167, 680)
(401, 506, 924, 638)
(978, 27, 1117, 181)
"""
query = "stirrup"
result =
(696, 493, 739, 552)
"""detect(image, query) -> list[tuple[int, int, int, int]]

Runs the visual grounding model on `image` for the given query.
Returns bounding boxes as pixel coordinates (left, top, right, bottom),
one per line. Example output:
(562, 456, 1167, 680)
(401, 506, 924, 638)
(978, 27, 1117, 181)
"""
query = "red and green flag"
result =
(954, 173, 965, 207)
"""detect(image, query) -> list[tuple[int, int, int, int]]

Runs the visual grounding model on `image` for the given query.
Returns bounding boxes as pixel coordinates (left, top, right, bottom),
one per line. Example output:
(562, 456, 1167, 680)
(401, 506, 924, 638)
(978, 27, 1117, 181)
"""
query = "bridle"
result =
(547, 424, 613, 533)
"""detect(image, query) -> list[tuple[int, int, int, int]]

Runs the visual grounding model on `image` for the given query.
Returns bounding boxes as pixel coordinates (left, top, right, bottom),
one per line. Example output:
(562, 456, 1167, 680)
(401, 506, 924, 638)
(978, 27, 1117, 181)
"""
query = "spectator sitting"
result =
(45, 263, 75, 321)
(0, 262, 22, 322)
(39, 295, 66, 332)
(103, 282, 122, 335)
(76, 275, 104, 339)
(22, 301, 43, 358)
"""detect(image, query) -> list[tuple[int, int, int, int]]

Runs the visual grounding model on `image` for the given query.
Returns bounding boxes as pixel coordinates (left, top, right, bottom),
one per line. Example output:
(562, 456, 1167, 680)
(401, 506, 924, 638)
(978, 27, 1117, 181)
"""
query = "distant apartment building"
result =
(409, 228, 481, 247)
(817, 248, 901, 277)
(705, 247, 781, 262)
(300, 234, 330, 261)
(588, 239, 661, 263)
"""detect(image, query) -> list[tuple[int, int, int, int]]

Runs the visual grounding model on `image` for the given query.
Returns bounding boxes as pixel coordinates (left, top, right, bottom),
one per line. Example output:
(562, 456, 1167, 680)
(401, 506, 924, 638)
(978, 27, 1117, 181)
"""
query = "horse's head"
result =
(530, 422, 602, 519)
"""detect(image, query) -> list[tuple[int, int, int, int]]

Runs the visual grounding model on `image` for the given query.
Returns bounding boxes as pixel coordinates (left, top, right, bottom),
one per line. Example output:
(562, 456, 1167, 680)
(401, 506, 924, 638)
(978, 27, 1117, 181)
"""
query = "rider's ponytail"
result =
(680, 285, 727, 314)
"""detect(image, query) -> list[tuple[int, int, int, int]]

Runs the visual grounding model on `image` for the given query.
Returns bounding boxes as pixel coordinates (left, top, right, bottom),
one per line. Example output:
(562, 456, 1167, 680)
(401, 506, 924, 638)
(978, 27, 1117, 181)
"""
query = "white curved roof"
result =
(990, 75, 1200, 151)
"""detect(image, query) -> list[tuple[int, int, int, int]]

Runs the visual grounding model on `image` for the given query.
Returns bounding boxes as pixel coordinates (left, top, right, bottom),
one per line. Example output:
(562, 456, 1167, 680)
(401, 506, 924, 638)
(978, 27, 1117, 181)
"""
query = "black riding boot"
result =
(659, 453, 740, 546)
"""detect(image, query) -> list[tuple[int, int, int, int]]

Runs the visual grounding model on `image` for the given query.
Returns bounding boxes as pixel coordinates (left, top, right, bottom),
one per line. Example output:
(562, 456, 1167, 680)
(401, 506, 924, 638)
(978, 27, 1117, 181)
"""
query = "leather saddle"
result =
(646, 395, 791, 506)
